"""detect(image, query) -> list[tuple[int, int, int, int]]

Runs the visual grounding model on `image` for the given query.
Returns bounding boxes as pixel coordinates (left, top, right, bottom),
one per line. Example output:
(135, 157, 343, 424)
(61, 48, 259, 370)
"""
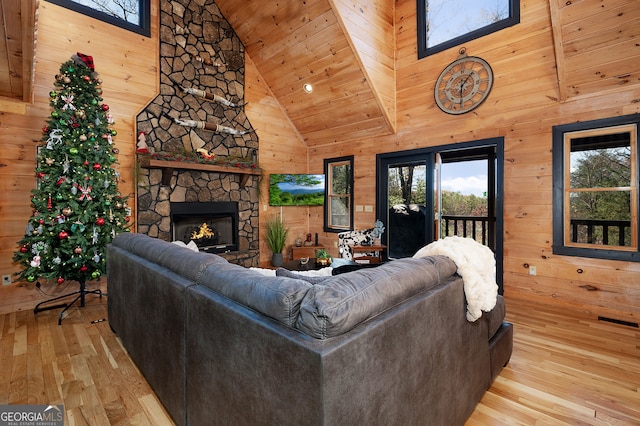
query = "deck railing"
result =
(570, 219, 631, 246)
(441, 216, 632, 247)
(441, 215, 490, 245)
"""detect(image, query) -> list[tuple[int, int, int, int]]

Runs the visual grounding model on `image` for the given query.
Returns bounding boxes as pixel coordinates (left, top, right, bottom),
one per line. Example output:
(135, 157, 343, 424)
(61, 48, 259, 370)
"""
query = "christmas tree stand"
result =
(34, 281, 104, 325)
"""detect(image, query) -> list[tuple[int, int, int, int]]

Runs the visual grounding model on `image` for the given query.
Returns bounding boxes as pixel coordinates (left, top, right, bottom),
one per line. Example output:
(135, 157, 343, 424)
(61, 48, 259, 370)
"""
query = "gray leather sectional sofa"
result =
(107, 233, 512, 426)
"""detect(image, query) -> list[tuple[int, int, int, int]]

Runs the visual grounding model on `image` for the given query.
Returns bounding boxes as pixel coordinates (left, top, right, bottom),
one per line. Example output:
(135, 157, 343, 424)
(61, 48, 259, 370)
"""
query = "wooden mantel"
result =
(138, 158, 261, 187)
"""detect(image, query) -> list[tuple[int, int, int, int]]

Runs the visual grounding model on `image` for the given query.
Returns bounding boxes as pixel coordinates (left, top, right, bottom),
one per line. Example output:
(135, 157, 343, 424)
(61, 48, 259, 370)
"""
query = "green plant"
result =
(265, 215, 289, 254)
(315, 248, 331, 259)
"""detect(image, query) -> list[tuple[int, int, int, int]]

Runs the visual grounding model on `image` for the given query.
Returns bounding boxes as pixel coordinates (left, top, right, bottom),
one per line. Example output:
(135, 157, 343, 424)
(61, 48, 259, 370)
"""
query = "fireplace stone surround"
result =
(135, 0, 260, 267)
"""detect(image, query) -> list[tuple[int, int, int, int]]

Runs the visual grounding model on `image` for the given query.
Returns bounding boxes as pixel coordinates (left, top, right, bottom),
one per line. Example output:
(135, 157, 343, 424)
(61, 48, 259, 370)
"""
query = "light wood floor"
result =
(1, 290, 639, 425)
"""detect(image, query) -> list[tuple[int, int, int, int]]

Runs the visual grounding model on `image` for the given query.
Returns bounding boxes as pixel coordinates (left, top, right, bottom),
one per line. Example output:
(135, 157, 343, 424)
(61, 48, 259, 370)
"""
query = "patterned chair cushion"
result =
(337, 228, 375, 260)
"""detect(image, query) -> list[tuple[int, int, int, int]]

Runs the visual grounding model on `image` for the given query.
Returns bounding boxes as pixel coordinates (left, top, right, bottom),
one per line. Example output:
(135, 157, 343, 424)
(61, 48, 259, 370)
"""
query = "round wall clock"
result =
(434, 51, 493, 115)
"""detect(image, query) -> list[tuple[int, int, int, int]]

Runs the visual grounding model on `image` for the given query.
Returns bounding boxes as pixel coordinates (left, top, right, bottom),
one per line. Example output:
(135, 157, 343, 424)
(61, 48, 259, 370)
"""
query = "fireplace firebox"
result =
(171, 202, 239, 254)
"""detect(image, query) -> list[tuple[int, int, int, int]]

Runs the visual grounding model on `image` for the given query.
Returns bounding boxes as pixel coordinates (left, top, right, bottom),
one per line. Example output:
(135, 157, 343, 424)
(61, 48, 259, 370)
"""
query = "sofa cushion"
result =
(296, 256, 456, 339)
(275, 268, 331, 285)
(197, 263, 313, 328)
(110, 232, 228, 282)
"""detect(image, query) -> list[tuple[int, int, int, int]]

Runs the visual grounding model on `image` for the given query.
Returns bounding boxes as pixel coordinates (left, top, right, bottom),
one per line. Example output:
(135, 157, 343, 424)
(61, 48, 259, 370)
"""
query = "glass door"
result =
(385, 160, 431, 258)
(377, 139, 503, 292)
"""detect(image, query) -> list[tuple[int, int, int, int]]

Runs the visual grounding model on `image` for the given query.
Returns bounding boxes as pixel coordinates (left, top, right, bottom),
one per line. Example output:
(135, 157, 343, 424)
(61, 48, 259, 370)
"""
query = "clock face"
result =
(435, 56, 493, 115)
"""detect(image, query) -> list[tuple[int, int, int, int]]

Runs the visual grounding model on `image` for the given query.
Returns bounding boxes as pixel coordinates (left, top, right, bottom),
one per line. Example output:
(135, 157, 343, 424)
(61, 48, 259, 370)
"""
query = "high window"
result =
(324, 156, 354, 232)
(417, 0, 520, 58)
(46, 0, 150, 36)
(552, 114, 640, 261)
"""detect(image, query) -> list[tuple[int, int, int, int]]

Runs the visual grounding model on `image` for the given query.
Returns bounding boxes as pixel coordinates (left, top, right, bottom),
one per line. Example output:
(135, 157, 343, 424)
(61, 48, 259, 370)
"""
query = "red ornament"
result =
(57, 277, 65, 285)
(47, 195, 52, 210)
(20, 246, 28, 253)
(83, 75, 90, 81)
(84, 160, 89, 166)
(39, 219, 44, 224)
(125, 216, 131, 222)
(80, 265, 88, 272)
(42, 125, 49, 133)
(96, 217, 105, 226)
(101, 104, 109, 111)
(37, 172, 45, 179)
(93, 163, 102, 170)
(58, 231, 69, 239)
(74, 247, 83, 254)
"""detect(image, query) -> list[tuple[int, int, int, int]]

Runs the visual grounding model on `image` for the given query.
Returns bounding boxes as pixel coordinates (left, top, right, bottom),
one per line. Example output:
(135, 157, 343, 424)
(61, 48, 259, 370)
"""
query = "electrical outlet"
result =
(2, 275, 12, 286)
(529, 266, 536, 276)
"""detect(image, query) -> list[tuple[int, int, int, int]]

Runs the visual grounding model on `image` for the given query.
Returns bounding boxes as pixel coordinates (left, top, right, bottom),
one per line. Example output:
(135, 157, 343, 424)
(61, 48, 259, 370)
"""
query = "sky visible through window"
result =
(441, 161, 487, 197)
(427, 0, 510, 47)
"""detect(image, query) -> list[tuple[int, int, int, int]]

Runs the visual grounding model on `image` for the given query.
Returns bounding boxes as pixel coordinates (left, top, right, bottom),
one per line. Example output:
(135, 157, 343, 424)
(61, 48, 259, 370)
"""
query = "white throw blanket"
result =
(413, 236, 498, 322)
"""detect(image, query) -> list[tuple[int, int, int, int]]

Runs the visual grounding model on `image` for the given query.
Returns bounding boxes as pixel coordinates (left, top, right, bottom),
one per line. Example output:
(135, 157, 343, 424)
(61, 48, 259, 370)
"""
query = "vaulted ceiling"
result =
(2, 0, 639, 146)
(214, 0, 397, 147)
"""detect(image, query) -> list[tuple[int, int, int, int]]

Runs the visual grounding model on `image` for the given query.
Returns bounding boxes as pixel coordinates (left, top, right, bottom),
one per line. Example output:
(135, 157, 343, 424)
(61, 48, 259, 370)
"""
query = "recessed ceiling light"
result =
(303, 83, 313, 93)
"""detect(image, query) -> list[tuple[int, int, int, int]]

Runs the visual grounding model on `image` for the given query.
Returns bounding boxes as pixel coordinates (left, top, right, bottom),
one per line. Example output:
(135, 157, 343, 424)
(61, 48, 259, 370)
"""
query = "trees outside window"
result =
(553, 115, 640, 261)
(47, 0, 150, 36)
(417, 0, 520, 58)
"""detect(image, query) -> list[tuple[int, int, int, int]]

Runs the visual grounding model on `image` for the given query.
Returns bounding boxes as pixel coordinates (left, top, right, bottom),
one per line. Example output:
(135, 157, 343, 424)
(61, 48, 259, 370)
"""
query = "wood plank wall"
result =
(243, 56, 312, 265)
(0, 1, 160, 311)
(309, 0, 640, 322)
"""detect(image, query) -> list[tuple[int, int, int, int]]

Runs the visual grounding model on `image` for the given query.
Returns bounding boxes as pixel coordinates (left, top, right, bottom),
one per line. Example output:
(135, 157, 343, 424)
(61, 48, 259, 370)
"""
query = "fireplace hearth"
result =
(171, 202, 238, 254)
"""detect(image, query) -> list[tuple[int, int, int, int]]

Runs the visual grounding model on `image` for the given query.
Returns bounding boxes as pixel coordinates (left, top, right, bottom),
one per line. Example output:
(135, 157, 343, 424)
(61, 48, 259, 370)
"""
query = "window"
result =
(417, 0, 520, 58)
(46, 0, 150, 36)
(552, 114, 640, 261)
(324, 156, 354, 232)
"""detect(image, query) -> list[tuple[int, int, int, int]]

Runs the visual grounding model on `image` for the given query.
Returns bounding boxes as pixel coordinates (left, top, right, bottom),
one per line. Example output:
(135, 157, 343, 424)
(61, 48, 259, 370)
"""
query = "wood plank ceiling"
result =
(0, 0, 38, 102)
(214, 0, 396, 147)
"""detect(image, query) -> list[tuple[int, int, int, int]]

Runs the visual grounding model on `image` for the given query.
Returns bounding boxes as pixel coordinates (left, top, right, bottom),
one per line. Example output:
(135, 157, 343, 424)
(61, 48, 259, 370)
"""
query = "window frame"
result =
(416, 0, 520, 58)
(324, 155, 354, 233)
(552, 114, 640, 261)
(46, 0, 151, 37)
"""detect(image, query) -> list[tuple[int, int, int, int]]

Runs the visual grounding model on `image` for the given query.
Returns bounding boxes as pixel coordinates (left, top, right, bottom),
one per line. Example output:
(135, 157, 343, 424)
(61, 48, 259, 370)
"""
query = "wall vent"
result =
(597, 316, 639, 328)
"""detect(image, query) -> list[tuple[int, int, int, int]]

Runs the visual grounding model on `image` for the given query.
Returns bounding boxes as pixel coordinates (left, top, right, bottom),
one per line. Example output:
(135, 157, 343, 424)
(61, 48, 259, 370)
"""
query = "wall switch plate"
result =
(364, 205, 373, 212)
(529, 266, 536, 276)
(2, 275, 12, 285)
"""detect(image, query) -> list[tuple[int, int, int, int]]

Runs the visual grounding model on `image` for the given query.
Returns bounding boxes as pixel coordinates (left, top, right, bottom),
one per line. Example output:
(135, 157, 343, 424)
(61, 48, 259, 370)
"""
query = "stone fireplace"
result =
(134, 0, 260, 267)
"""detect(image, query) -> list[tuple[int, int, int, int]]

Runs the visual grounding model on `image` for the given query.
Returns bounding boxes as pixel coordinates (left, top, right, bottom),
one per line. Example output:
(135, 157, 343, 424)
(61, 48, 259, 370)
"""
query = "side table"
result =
(291, 245, 324, 260)
(281, 258, 325, 272)
(350, 245, 386, 264)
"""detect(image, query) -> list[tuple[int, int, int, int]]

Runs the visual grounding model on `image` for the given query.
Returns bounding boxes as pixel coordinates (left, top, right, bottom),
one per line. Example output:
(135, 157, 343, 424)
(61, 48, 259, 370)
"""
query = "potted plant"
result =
(315, 248, 331, 266)
(266, 215, 289, 266)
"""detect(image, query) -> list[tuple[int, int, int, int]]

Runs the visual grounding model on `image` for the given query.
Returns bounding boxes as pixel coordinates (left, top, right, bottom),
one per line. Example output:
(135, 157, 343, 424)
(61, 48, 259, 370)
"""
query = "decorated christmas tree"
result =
(13, 53, 130, 294)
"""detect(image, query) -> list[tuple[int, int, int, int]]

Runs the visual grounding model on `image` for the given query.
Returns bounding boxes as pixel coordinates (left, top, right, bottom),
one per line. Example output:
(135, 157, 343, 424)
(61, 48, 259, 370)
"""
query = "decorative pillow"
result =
(329, 258, 357, 268)
(275, 268, 331, 285)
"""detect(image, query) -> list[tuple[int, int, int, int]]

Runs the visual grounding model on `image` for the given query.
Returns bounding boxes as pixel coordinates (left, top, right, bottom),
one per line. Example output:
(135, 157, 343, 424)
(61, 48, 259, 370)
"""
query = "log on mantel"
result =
(138, 158, 261, 187)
